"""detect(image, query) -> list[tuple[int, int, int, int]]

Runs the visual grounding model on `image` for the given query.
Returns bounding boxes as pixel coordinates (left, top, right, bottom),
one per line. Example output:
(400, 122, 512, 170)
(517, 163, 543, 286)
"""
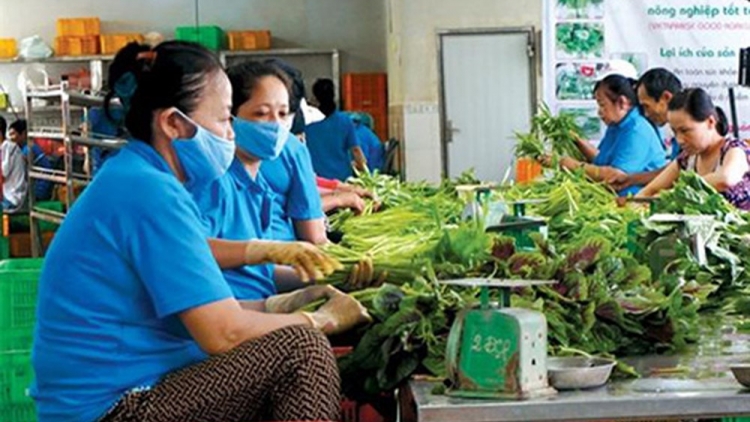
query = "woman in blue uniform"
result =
(230, 63, 368, 244)
(553, 75, 667, 196)
(32, 41, 369, 422)
(305, 78, 367, 182)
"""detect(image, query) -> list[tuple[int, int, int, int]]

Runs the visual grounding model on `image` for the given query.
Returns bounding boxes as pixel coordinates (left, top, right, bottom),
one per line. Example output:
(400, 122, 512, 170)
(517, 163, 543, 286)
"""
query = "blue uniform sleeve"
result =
(124, 181, 233, 318)
(343, 117, 360, 150)
(287, 144, 325, 221)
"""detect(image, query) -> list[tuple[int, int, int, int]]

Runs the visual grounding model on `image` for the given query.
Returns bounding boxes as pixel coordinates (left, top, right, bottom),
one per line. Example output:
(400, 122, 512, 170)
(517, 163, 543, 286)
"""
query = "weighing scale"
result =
(442, 278, 558, 399)
(456, 185, 548, 250)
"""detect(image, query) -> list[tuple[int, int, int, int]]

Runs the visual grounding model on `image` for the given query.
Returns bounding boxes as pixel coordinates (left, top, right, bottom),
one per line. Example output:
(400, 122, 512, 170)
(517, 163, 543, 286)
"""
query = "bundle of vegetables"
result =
(515, 104, 587, 163)
(497, 169, 643, 248)
(336, 278, 476, 399)
(635, 172, 750, 309)
(496, 234, 702, 357)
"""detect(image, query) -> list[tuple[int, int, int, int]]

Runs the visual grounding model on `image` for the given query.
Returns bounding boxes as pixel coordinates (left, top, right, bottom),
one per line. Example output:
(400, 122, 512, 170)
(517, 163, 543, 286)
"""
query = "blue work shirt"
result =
(354, 122, 385, 172)
(592, 108, 667, 196)
(22, 143, 54, 200)
(304, 111, 360, 181)
(260, 134, 324, 241)
(31, 141, 233, 422)
(190, 157, 277, 300)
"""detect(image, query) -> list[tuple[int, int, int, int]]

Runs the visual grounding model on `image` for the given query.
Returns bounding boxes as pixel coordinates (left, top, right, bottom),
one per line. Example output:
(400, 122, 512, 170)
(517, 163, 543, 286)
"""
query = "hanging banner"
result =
(542, 0, 750, 141)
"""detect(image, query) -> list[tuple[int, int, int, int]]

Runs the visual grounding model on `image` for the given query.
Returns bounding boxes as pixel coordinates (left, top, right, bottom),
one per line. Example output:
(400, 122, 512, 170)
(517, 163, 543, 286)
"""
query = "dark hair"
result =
(264, 59, 304, 113)
(668, 88, 729, 137)
(225, 61, 292, 116)
(8, 119, 25, 134)
(0, 116, 6, 137)
(312, 78, 336, 117)
(637, 68, 682, 101)
(264, 58, 307, 134)
(105, 41, 223, 143)
(594, 74, 638, 107)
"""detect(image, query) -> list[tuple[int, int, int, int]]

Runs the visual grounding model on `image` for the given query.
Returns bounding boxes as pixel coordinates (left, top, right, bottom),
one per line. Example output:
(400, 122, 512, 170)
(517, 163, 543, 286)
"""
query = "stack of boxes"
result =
(54, 17, 101, 56)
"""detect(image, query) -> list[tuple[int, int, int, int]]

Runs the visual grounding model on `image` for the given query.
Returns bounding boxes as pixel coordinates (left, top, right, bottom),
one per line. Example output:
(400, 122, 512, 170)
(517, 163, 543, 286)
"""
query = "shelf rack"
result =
(24, 82, 126, 256)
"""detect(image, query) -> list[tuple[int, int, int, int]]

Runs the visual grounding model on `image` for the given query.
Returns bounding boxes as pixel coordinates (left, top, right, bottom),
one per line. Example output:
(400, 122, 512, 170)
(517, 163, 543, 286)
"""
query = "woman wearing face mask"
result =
(550, 74, 667, 196)
(32, 41, 369, 422)
(636, 88, 750, 210)
(227, 61, 368, 245)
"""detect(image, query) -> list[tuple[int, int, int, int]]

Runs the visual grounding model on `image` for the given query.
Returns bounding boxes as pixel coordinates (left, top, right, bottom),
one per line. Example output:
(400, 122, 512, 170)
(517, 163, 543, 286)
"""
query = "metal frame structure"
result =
(219, 48, 341, 102)
(24, 83, 126, 256)
(436, 27, 538, 178)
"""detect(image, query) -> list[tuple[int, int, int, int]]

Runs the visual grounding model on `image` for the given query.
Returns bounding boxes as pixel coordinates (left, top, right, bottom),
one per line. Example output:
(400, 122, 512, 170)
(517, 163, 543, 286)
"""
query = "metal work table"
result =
(400, 351, 750, 421)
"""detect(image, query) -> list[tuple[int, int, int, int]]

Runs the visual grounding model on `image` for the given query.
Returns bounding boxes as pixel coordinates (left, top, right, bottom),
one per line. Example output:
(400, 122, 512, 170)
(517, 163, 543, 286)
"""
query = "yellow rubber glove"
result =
(265, 285, 338, 314)
(300, 292, 372, 335)
(245, 241, 342, 282)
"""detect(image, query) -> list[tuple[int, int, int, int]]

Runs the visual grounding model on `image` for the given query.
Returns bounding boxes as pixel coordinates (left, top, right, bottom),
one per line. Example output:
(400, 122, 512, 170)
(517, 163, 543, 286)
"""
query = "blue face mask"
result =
(172, 110, 236, 189)
(232, 117, 289, 160)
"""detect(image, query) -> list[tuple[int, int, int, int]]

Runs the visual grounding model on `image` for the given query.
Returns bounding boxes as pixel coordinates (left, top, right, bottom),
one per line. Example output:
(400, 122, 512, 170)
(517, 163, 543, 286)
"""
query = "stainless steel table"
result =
(400, 352, 750, 422)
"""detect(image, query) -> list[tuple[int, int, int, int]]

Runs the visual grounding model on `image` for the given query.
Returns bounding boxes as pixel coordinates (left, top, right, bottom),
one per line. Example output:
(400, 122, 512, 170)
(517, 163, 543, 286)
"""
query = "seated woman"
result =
(553, 75, 667, 196)
(636, 88, 750, 210)
(229, 62, 368, 244)
(305, 78, 367, 182)
(32, 41, 369, 422)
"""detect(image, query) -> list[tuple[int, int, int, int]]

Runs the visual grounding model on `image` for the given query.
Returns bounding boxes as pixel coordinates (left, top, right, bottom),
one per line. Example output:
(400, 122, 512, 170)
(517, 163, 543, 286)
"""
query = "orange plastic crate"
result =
(0, 39, 17, 59)
(56, 17, 100, 37)
(100, 33, 144, 55)
(54, 36, 100, 56)
(227, 30, 271, 51)
(343, 73, 387, 110)
(515, 158, 543, 184)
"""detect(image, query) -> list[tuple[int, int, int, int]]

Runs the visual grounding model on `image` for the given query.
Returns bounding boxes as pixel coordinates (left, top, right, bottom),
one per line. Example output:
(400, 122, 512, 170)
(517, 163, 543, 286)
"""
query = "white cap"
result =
(598, 59, 638, 81)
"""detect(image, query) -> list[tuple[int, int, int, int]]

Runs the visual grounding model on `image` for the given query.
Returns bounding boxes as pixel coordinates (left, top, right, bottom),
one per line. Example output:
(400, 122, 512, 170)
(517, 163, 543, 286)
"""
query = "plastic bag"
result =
(18, 35, 53, 60)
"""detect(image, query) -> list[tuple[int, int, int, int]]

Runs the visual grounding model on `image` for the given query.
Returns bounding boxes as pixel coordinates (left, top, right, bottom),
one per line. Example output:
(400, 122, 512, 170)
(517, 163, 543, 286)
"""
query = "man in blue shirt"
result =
(9, 119, 54, 201)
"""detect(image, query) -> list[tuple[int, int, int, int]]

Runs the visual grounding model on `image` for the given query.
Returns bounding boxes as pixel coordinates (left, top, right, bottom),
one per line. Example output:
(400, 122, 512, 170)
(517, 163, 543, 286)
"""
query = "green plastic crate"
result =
(8, 201, 64, 233)
(0, 351, 34, 407)
(0, 403, 36, 422)
(175, 25, 225, 50)
(723, 418, 750, 421)
(0, 237, 9, 261)
(0, 259, 43, 351)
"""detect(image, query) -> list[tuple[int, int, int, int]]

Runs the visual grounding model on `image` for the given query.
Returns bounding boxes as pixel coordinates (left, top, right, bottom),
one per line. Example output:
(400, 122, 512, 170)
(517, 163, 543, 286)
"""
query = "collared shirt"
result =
(593, 108, 667, 196)
(32, 140, 233, 422)
(304, 111, 360, 181)
(190, 157, 277, 299)
(260, 134, 324, 241)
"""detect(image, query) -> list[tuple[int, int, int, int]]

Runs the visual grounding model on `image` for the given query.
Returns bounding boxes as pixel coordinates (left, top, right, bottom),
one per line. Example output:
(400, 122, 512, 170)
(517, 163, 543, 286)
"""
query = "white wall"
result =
(387, 0, 542, 182)
(0, 0, 386, 108)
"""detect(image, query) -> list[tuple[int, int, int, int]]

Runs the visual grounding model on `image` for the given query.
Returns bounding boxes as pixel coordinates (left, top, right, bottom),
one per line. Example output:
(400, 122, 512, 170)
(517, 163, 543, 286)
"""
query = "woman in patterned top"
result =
(636, 88, 750, 210)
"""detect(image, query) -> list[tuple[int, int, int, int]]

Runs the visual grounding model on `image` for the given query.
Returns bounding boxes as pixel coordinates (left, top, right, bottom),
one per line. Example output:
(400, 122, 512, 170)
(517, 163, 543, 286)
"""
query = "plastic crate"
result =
(175, 26, 225, 51)
(515, 158, 542, 184)
(54, 36, 100, 56)
(8, 201, 64, 233)
(722, 418, 750, 421)
(0, 237, 9, 261)
(227, 30, 271, 51)
(56, 17, 100, 37)
(0, 351, 33, 407)
(0, 403, 36, 422)
(0, 259, 43, 352)
(0, 38, 17, 59)
(100, 33, 145, 55)
(343, 73, 387, 110)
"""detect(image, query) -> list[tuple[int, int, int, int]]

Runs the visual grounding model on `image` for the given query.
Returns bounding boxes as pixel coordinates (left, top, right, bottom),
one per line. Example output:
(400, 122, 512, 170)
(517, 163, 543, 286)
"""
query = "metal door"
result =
(439, 28, 536, 182)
